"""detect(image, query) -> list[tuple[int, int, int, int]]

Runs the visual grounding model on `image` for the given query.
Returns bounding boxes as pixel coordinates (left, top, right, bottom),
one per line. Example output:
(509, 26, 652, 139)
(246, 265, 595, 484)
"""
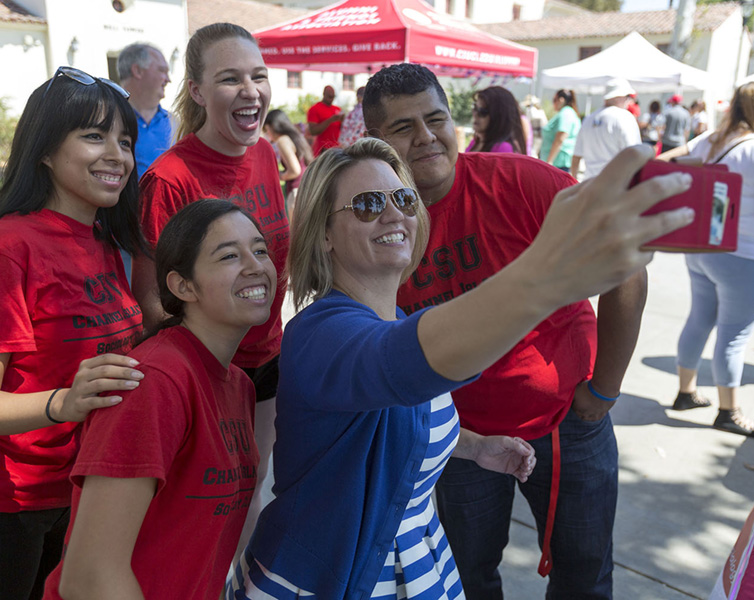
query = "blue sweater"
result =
(248, 291, 475, 599)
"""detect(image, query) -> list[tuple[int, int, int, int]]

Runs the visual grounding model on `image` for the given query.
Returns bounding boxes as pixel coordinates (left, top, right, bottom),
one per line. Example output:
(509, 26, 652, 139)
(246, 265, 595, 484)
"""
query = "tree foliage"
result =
(0, 98, 18, 181)
(271, 93, 320, 127)
(561, 0, 622, 11)
(698, 0, 753, 28)
(447, 83, 476, 126)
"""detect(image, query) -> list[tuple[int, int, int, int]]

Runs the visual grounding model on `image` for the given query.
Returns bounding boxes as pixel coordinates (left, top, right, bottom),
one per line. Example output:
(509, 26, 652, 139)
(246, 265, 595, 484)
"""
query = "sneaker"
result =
(713, 409, 754, 437)
(672, 390, 712, 411)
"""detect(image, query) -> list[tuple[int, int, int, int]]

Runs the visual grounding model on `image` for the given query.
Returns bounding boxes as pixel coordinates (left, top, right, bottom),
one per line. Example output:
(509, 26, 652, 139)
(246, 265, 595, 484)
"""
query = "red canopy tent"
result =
(253, 0, 537, 78)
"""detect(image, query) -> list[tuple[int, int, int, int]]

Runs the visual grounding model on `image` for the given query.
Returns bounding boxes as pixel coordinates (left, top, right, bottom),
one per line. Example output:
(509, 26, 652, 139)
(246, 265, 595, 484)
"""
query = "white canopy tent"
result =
(540, 32, 709, 95)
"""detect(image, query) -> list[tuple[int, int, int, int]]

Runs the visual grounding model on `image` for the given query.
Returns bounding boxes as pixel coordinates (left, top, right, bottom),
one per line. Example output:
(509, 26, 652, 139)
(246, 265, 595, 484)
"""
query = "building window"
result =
(343, 74, 355, 91)
(512, 4, 521, 20)
(107, 54, 120, 83)
(466, 0, 474, 19)
(447, 0, 456, 16)
(579, 46, 602, 60)
(657, 43, 670, 54)
(287, 71, 302, 89)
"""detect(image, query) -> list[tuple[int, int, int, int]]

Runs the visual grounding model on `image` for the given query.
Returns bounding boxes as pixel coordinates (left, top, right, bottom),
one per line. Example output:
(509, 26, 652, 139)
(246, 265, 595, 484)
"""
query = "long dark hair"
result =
(265, 109, 314, 166)
(472, 86, 526, 154)
(153, 199, 262, 332)
(0, 75, 146, 255)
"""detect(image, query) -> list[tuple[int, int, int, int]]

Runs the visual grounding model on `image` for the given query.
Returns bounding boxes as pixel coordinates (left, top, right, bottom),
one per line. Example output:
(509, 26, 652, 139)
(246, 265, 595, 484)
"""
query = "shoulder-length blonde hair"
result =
(174, 23, 257, 140)
(288, 138, 430, 310)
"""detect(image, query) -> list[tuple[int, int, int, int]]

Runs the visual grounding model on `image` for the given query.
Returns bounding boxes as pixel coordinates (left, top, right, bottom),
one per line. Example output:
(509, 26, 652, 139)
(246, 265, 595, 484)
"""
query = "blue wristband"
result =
(587, 380, 619, 402)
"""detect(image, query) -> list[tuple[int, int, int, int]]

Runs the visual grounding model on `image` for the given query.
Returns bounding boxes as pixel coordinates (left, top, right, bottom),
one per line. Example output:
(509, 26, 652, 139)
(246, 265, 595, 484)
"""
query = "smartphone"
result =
(631, 159, 742, 252)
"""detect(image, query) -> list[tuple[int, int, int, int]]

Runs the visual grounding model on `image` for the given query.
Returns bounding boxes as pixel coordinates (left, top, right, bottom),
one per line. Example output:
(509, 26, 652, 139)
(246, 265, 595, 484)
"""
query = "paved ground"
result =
(501, 251, 754, 599)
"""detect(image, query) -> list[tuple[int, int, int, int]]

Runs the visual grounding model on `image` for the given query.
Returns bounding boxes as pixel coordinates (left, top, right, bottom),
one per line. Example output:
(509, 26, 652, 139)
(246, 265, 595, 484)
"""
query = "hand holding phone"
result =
(631, 160, 742, 252)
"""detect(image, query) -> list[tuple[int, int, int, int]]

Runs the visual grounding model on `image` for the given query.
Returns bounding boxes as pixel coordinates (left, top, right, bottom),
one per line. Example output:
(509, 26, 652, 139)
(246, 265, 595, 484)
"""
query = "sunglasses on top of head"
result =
(43, 66, 130, 99)
(329, 188, 420, 222)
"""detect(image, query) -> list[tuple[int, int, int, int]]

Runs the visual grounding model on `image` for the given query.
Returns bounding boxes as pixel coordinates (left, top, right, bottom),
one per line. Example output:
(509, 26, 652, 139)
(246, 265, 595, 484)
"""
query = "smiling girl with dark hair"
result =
(44, 199, 274, 599)
(0, 69, 146, 599)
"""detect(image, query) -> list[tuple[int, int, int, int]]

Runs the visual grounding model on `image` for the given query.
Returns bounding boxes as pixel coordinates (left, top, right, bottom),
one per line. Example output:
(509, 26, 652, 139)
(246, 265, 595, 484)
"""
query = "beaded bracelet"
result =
(45, 388, 66, 424)
(587, 380, 620, 402)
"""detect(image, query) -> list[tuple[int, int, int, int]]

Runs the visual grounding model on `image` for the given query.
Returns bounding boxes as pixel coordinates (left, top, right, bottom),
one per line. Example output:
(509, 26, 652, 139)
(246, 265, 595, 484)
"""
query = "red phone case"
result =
(632, 160, 742, 252)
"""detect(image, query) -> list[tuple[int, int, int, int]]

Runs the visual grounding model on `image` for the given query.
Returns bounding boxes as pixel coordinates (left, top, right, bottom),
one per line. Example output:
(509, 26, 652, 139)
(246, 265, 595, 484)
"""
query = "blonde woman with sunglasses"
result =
(0, 68, 147, 599)
(225, 135, 693, 598)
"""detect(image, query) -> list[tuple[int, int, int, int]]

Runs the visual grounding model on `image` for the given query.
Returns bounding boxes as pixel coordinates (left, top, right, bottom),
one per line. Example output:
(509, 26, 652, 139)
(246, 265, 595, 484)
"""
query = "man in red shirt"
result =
(363, 63, 647, 599)
(307, 85, 343, 156)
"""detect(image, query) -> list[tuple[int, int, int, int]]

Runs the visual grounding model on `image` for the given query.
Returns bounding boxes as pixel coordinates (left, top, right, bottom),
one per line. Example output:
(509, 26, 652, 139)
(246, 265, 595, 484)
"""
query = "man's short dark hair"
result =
(363, 64, 449, 133)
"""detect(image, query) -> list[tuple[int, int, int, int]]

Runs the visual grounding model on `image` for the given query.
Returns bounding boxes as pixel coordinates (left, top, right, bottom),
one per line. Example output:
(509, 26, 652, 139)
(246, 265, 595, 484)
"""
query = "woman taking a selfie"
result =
(0, 68, 146, 599)
(227, 137, 694, 599)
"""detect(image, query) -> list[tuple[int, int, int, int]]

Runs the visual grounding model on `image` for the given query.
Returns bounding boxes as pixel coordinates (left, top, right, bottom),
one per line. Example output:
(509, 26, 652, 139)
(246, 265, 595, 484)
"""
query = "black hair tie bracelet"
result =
(46, 388, 66, 424)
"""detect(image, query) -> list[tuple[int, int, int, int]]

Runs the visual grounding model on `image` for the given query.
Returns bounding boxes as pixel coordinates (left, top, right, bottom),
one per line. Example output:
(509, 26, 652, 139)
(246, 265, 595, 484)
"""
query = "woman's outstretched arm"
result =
(417, 145, 694, 382)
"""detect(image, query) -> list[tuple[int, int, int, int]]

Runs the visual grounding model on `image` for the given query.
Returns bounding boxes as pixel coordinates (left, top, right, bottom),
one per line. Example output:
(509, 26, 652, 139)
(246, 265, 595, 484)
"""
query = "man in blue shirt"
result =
(117, 43, 173, 179)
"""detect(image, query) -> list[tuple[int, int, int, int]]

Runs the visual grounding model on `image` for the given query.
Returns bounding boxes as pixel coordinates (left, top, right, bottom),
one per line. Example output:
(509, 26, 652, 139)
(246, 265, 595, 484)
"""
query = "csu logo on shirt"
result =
(410, 234, 481, 290)
(220, 419, 252, 455)
(228, 184, 271, 214)
(85, 272, 123, 305)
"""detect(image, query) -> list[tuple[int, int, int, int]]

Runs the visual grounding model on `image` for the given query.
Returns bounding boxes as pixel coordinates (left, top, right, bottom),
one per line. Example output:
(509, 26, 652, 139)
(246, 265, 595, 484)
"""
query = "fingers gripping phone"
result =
(632, 160, 742, 252)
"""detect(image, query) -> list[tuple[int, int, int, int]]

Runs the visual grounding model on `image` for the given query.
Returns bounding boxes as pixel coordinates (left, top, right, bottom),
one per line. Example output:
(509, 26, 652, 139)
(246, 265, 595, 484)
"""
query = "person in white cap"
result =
(571, 78, 642, 180)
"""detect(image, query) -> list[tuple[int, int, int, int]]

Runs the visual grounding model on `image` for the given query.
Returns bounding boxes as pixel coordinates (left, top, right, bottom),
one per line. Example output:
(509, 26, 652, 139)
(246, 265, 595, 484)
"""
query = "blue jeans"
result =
(435, 410, 618, 600)
(677, 253, 754, 387)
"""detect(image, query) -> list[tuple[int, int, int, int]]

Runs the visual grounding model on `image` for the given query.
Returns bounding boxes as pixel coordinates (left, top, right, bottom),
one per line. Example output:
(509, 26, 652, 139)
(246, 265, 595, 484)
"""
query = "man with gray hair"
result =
(117, 43, 172, 178)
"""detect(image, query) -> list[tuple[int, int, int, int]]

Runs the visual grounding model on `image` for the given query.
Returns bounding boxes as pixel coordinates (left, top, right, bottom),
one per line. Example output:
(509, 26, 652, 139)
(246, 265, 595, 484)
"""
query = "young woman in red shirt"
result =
(44, 199, 274, 599)
(133, 23, 288, 547)
(0, 68, 146, 599)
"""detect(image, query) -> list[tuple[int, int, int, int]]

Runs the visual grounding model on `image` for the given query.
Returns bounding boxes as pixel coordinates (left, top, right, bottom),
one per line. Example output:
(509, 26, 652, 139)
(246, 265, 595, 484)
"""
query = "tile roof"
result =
(544, 0, 592, 16)
(0, 0, 45, 24)
(478, 1, 739, 42)
(187, 0, 309, 35)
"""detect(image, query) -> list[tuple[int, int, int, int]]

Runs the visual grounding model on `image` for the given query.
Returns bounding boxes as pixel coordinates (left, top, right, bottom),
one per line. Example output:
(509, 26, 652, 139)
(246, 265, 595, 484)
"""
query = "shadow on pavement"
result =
(612, 392, 712, 429)
(642, 356, 754, 386)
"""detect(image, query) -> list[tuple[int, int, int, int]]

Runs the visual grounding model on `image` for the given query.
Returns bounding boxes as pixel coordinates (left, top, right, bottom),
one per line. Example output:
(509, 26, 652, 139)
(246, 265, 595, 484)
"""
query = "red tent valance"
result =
(254, 0, 537, 78)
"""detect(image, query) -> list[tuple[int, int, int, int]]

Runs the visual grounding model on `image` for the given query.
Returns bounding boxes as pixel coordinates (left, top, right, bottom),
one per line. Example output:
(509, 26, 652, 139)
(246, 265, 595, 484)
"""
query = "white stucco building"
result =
(0, 0, 188, 116)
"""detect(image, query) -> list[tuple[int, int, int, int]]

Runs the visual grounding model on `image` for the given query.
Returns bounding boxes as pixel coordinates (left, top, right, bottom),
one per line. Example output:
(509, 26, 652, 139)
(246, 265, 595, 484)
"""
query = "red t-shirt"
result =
(307, 101, 341, 156)
(44, 326, 259, 600)
(0, 210, 141, 511)
(139, 133, 289, 368)
(396, 153, 597, 440)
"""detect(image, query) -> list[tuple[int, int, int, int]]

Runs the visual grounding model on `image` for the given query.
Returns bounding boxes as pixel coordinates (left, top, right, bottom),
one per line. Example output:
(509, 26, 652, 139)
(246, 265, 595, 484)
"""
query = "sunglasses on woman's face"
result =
(472, 105, 489, 118)
(329, 187, 420, 222)
(43, 66, 130, 99)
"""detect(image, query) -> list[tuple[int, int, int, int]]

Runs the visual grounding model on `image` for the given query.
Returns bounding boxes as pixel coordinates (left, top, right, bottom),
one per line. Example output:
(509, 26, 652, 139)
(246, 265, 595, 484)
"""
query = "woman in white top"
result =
(661, 83, 754, 435)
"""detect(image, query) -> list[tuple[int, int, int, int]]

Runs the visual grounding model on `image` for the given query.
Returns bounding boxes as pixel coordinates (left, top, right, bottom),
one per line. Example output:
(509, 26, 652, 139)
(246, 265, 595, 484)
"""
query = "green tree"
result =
(698, 0, 753, 28)
(272, 93, 319, 127)
(447, 83, 476, 126)
(561, 0, 621, 11)
(0, 98, 19, 181)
